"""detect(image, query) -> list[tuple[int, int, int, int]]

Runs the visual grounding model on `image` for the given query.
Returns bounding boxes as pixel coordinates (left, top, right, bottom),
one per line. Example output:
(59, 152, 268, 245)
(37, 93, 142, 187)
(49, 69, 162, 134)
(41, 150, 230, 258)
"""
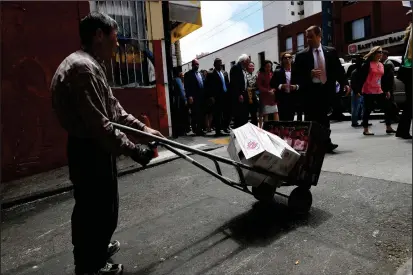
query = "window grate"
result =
(93, 1, 155, 88)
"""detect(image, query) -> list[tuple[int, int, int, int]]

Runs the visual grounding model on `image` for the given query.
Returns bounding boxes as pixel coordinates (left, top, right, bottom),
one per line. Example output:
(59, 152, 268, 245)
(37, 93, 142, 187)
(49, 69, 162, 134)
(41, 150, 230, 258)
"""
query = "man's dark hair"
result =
(213, 58, 222, 66)
(306, 25, 322, 36)
(79, 12, 118, 47)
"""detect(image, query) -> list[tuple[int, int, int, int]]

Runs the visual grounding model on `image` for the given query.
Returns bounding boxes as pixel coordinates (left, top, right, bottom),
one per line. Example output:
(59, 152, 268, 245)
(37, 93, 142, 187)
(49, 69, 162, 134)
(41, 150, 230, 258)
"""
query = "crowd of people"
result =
(47, 9, 412, 274)
(172, 25, 350, 153)
(172, 20, 412, 146)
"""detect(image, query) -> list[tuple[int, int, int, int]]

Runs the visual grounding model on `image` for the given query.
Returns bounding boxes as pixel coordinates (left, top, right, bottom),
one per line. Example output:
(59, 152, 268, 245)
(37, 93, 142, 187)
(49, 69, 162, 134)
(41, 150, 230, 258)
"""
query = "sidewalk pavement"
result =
(396, 258, 412, 275)
(0, 135, 226, 209)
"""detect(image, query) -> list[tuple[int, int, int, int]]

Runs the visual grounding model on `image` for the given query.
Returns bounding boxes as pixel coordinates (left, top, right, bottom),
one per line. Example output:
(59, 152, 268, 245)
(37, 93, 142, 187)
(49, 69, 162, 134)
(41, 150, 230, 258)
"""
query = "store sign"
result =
(348, 31, 405, 54)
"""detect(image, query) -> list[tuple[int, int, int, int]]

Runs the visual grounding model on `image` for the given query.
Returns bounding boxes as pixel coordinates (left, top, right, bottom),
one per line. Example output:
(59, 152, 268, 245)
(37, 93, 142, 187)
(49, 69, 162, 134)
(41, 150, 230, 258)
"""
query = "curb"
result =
(1, 145, 223, 210)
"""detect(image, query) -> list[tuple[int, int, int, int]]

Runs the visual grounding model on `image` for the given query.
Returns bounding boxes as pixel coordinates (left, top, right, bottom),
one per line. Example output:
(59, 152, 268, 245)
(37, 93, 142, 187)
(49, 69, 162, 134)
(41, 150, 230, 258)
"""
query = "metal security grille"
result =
(93, 1, 155, 87)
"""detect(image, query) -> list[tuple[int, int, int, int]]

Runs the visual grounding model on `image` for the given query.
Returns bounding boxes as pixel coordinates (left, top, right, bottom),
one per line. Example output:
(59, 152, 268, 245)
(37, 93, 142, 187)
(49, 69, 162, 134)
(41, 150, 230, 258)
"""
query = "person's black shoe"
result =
(223, 128, 230, 134)
(396, 133, 412, 139)
(76, 263, 123, 275)
(351, 123, 363, 128)
(214, 131, 225, 137)
(108, 240, 120, 259)
(327, 143, 338, 153)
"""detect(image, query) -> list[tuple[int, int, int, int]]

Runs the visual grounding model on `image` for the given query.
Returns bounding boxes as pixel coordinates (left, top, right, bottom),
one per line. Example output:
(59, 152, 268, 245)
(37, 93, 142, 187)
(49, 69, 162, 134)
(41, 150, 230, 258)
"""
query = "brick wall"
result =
(278, 13, 322, 54)
(1, 2, 169, 182)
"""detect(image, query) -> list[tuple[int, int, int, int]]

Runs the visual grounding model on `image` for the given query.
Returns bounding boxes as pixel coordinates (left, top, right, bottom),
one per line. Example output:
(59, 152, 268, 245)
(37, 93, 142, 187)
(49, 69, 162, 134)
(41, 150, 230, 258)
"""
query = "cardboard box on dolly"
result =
(227, 123, 301, 187)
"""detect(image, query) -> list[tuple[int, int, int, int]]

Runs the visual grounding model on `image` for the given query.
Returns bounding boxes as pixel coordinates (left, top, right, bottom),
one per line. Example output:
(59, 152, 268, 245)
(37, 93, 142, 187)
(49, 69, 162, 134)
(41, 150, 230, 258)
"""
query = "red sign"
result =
(348, 44, 357, 54)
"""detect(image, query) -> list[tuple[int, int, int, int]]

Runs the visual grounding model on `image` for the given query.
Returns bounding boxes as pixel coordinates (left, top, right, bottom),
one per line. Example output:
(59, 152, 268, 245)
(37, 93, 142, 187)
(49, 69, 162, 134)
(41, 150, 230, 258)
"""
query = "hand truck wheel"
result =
(288, 186, 313, 214)
(252, 183, 276, 203)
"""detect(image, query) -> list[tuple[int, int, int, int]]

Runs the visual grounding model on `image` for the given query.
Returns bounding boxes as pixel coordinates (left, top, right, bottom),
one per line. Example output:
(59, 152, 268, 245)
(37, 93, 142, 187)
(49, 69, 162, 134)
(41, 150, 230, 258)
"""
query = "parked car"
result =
(340, 56, 405, 113)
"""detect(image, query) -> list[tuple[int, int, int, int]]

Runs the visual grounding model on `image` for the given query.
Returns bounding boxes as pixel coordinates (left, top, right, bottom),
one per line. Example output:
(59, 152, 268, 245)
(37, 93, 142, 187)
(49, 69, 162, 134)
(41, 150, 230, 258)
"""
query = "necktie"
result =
(195, 72, 203, 88)
(219, 71, 227, 92)
(315, 49, 327, 84)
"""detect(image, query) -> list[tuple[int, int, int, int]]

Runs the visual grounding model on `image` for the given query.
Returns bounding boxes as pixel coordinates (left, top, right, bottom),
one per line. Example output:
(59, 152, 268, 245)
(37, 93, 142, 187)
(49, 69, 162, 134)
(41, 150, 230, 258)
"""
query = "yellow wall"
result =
(146, 1, 164, 41)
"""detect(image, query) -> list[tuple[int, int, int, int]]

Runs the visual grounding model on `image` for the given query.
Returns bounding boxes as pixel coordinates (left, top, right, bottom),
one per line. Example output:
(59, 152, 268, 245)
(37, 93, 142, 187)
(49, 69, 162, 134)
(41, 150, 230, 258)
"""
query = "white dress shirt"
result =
(277, 69, 298, 92)
(312, 44, 326, 83)
(243, 69, 248, 91)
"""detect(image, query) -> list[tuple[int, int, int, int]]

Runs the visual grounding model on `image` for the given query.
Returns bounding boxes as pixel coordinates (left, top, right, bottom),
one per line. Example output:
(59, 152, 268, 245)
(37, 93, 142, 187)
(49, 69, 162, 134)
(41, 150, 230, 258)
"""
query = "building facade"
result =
(1, 1, 201, 182)
(263, 1, 321, 30)
(278, 1, 411, 58)
(181, 26, 280, 73)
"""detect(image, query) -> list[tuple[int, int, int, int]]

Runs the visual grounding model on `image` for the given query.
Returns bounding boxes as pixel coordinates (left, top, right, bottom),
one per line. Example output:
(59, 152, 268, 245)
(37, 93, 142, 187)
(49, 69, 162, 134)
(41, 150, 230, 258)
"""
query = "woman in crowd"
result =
(245, 62, 260, 126)
(270, 52, 298, 121)
(354, 46, 396, 135)
(257, 60, 278, 125)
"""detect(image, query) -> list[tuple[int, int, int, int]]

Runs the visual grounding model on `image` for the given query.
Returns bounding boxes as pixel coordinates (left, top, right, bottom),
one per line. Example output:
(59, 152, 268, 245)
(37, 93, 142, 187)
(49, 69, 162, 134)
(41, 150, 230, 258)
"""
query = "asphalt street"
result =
(1, 121, 412, 275)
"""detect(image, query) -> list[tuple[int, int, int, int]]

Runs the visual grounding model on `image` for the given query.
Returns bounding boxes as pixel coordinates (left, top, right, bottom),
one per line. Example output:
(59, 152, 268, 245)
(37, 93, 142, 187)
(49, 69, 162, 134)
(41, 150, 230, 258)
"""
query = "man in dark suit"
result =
(230, 54, 251, 128)
(292, 25, 349, 152)
(222, 68, 232, 131)
(396, 11, 412, 139)
(184, 59, 205, 136)
(270, 52, 299, 121)
(205, 58, 230, 137)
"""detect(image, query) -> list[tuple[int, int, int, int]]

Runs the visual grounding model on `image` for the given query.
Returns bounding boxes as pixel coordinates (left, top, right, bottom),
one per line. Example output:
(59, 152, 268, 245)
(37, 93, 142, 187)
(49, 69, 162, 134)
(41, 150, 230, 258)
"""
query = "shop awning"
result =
(169, 1, 202, 43)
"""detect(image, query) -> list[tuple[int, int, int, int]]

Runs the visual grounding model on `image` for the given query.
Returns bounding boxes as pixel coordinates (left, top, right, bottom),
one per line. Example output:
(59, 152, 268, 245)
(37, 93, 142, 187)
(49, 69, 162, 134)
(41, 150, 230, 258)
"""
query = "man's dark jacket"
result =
(229, 63, 247, 103)
(291, 45, 348, 105)
(184, 69, 204, 101)
(205, 69, 229, 100)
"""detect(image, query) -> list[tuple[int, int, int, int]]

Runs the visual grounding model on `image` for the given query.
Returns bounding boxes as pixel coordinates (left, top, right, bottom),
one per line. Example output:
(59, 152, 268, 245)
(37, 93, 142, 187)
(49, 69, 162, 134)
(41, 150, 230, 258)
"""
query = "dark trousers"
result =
(330, 93, 345, 119)
(213, 96, 225, 133)
(362, 93, 391, 127)
(233, 99, 258, 128)
(302, 84, 332, 144)
(397, 81, 412, 135)
(233, 101, 249, 128)
(278, 97, 295, 121)
(189, 99, 204, 134)
(68, 136, 119, 272)
(248, 103, 258, 126)
(222, 93, 232, 130)
(176, 97, 189, 136)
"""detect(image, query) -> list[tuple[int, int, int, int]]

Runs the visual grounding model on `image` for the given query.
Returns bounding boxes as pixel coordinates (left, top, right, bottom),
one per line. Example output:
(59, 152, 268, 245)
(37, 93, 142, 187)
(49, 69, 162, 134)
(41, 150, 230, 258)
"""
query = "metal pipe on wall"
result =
(161, 1, 178, 138)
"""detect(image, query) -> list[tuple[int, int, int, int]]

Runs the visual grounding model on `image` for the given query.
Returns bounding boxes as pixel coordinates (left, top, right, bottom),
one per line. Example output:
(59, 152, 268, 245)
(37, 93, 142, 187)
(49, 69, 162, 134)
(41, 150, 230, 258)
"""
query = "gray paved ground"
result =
(1, 121, 412, 275)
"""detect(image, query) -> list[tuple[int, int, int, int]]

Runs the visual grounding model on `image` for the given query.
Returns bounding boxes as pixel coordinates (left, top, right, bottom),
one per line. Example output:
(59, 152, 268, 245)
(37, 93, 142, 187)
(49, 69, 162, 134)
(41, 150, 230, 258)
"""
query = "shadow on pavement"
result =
(126, 201, 332, 275)
(220, 201, 332, 247)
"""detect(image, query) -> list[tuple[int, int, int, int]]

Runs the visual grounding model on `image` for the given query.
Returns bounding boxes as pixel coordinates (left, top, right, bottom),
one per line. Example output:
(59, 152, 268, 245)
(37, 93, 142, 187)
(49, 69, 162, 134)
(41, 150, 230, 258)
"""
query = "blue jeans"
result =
(351, 91, 364, 125)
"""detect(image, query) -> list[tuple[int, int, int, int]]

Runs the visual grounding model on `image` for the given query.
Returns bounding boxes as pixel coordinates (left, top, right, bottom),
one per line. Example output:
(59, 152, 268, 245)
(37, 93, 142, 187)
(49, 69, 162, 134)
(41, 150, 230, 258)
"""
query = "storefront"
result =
(348, 31, 406, 56)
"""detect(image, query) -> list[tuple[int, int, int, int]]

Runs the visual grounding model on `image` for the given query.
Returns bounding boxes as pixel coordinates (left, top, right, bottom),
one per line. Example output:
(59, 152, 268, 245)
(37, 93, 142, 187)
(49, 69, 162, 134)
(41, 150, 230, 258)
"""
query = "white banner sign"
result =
(348, 31, 405, 54)
(402, 1, 411, 8)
